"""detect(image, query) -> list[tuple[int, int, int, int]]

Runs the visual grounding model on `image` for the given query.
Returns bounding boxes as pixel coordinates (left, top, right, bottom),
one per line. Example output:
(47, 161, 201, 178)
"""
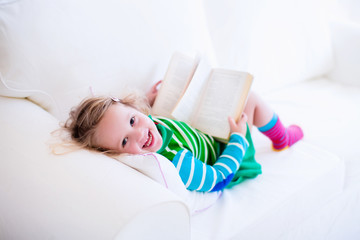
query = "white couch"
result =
(1, 0, 360, 239)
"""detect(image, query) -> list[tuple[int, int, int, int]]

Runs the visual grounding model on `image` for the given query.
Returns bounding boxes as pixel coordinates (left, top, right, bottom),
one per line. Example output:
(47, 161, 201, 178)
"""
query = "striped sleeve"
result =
(172, 132, 249, 192)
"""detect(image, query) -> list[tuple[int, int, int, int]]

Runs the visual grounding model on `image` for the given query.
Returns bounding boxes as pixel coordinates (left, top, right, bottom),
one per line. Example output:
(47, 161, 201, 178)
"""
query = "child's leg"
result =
(244, 92, 303, 151)
(243, 92, 274, 130)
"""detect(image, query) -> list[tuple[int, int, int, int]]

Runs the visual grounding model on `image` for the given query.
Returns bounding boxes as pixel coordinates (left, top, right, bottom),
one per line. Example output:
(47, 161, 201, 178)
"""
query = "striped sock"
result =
(258, 114, 304, 151)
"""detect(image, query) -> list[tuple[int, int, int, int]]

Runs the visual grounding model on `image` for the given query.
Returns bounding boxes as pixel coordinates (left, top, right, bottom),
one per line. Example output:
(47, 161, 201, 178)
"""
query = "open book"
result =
(152, 52, 253, 142)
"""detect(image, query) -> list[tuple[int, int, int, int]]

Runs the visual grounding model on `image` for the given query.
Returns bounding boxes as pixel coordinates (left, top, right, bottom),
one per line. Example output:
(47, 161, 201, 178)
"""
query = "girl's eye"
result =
(130, 117, 135, 126)
(122, 137, 128, 147)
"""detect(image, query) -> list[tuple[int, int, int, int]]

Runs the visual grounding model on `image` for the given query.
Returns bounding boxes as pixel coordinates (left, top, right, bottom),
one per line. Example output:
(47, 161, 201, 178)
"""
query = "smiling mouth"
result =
(143, 131, 153, 148)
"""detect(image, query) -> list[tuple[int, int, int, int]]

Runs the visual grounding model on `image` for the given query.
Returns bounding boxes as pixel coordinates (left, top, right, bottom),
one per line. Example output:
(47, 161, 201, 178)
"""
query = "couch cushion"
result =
(117, 153, 222, 215)
(191, 140, 344, 240)
(0, 0, 215, 121)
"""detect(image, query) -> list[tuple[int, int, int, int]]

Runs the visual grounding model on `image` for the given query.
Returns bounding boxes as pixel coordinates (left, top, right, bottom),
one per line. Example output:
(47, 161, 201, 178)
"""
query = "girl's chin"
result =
(140, 144, 161, 154)
(152, 145, 162, 153)
(147, 141, 162, 153)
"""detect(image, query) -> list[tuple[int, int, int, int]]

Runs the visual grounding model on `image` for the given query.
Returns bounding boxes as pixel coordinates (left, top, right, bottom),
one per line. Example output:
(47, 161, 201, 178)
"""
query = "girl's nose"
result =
(132, 127, 147, 142)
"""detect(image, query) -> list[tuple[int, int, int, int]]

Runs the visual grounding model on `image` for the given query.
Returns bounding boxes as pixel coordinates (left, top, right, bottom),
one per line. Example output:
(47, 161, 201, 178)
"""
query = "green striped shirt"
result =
(153, 116, 220, 164)
(153, 116, 260, 192)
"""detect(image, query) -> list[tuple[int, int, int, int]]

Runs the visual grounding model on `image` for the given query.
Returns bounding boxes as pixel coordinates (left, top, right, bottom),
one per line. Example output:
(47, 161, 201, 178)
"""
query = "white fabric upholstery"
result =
(0, 0, 215, 121)
(192, 142, 344, 240)
(1, 0, 359, 239)
(117, 153, 222, 215)
(0, 96, 190, 239)
(203, 0, 335, 91)
(327, 20, 360, 86)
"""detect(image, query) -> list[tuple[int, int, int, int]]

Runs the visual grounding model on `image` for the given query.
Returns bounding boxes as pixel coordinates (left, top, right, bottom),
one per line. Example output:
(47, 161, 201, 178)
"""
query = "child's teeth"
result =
(144, 132, 152, 148)
(147, 133, 152, 147)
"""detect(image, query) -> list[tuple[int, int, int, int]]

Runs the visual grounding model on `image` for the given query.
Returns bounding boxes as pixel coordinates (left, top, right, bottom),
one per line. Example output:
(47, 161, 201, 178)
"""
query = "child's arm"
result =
(172, 114, 248, 192)
(172, 132, 248, 192)
(146, 80, 162, 107)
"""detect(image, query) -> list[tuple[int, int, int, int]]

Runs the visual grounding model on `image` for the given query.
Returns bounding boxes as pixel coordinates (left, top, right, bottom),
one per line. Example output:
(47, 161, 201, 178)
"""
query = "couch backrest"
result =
(203, 0, 335, 90)
(0, 0, 215, 121)
(0, 0, 336, 121)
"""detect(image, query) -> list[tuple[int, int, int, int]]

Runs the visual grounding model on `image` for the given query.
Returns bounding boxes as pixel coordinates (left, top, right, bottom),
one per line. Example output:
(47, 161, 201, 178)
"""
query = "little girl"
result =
(63, 82, 303, 192)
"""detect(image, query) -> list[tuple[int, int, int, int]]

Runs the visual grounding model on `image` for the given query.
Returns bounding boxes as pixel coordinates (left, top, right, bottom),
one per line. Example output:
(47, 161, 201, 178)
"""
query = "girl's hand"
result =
(146, 80, 162, 107)
(228, 113, 248, 136)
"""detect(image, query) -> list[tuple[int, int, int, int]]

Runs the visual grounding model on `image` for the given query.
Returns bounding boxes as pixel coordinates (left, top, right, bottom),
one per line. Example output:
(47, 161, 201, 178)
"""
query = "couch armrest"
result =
(0, 97, 190, 240)
(328, 20, 360, 86)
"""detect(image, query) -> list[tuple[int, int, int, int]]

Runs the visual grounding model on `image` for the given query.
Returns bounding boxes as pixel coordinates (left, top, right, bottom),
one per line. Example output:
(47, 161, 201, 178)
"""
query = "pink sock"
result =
(259, 115, 304, 151)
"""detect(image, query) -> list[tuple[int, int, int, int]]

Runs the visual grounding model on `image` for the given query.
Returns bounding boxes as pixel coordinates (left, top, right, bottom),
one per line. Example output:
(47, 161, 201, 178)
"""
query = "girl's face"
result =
(95, 104, 163, 154)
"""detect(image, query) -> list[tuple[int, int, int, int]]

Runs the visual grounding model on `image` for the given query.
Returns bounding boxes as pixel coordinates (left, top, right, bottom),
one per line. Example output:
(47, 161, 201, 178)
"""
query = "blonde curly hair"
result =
(52, 93, 150, 155)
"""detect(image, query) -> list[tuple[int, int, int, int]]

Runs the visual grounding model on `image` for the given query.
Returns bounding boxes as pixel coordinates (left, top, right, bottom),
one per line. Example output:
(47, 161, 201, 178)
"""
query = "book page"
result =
(193, 69, 253, 140)
(171, 58, 212, 123)
(151, 52, 198, 118)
